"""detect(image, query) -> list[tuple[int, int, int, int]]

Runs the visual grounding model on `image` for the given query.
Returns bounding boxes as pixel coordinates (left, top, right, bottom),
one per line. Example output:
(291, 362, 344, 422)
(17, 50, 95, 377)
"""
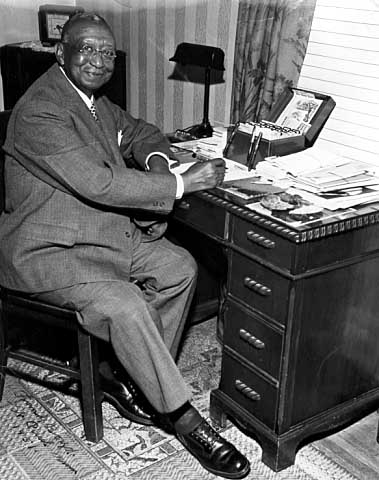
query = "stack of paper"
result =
(171, 127, 227, 160)
(256, 145, 348, 179)
(291, 163, 379, 194)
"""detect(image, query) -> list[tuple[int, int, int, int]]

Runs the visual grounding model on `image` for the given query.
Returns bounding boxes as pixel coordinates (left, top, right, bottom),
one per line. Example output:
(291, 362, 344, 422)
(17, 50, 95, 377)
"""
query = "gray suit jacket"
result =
(0, 64, 177, 292)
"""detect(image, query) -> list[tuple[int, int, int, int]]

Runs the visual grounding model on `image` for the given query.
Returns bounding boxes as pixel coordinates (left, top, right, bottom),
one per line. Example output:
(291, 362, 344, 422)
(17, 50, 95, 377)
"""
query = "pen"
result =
(198, 140, 218, 146)
(223, 121, 240, 157)
(248, 132, 263, 171)
(246, 126, 257, 169)
(196, 145, 217, 154)
(171, 145, 197, 158)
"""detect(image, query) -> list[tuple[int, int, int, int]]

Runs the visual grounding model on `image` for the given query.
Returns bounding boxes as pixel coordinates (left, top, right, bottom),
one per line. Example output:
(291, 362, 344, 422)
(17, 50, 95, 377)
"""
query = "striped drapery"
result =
(231, 0, 316, 124)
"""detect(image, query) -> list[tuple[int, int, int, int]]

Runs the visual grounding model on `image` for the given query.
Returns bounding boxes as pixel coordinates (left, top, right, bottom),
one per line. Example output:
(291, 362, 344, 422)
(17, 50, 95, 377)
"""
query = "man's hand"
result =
(181, 158, 226, 194)
(133, 218, 168, 242)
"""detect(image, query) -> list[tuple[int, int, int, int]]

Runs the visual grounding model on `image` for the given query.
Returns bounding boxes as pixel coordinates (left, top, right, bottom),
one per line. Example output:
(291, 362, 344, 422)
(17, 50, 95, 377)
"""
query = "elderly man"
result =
(0, 12, 250, 479)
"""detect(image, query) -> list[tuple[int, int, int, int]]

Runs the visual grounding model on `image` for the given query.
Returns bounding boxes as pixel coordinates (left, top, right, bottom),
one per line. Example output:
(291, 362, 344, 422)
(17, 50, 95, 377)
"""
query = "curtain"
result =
(231, 0, 317, 123)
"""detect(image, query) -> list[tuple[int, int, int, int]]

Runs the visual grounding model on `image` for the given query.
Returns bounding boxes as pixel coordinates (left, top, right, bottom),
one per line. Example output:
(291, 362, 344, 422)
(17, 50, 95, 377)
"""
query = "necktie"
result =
(90, 101, 98, 121)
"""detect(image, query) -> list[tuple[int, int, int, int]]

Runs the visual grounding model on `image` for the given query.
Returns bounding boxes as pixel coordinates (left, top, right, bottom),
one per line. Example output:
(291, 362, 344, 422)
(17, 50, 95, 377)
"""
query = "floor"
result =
(315, 411, 379, 480)
(2, 316, 379, 479)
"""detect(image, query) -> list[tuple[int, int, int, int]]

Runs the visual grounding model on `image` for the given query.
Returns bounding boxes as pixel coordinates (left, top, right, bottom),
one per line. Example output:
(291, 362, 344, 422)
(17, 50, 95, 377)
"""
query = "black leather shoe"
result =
(177, 419, 250, 479)
(100, 373, 155, 426)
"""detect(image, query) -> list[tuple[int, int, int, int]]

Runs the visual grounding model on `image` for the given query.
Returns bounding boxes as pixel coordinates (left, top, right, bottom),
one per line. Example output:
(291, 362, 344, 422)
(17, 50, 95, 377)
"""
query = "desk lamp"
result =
(170, 42, 225, 139)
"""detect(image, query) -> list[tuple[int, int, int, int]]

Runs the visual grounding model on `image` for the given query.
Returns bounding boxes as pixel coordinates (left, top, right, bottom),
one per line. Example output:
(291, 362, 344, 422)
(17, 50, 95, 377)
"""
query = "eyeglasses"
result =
(71, 44, 117, 62)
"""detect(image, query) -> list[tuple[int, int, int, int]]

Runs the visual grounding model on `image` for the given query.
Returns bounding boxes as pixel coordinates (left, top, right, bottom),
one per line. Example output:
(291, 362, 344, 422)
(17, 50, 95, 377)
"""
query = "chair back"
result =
(0, 110, 11, 213)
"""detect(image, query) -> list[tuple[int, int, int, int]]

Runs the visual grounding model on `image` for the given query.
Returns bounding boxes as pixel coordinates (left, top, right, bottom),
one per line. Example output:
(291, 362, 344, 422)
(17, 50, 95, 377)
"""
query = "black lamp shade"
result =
(170, 42, 225, 71)
(169, 42, 225, 139)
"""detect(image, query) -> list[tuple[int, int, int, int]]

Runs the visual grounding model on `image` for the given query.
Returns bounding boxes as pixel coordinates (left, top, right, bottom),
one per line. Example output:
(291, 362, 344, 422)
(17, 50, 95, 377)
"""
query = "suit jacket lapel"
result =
(50, 65, 118, 160)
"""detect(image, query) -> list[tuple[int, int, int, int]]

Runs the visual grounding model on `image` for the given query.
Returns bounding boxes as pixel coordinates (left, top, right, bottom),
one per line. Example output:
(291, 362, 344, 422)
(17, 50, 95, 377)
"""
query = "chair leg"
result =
(0, 302, 9, 401)
(77, 327, 103, 442)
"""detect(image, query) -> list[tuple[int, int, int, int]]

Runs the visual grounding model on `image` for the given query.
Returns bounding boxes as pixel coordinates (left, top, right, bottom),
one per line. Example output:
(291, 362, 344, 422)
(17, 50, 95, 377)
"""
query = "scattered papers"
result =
(171, 158, 260, 183)
(171, 132, 379, 210)
(288, 185, 379, 211)
(254, 145, 379, 210)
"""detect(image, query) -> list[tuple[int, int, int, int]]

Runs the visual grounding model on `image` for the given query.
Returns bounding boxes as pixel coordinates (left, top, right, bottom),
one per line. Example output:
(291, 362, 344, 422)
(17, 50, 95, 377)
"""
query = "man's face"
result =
(56, 21, 116, 97)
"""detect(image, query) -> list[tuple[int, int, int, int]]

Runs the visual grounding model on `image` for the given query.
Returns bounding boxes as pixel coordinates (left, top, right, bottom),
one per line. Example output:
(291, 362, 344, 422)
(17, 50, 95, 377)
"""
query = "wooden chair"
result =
(0, 109, 103, 442)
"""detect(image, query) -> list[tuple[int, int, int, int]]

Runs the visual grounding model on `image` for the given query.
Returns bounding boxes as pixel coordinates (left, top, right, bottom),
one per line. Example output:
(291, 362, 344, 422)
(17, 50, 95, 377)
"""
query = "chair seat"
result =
(0, 287, 104, 442)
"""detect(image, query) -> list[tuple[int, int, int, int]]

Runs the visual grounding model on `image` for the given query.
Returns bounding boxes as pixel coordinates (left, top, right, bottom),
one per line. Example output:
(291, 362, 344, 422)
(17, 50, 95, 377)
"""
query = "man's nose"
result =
(90, 51, 105, 67)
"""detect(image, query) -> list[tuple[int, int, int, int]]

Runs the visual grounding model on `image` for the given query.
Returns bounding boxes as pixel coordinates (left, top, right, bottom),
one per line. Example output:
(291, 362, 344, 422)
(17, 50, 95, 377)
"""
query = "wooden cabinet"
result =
(172, 191, 379, 471)
(0, 43, 126, 110)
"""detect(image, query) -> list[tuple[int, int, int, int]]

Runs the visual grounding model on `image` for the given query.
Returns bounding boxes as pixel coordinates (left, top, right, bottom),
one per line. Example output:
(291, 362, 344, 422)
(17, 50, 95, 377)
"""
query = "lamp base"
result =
(183, 122, 213, 139)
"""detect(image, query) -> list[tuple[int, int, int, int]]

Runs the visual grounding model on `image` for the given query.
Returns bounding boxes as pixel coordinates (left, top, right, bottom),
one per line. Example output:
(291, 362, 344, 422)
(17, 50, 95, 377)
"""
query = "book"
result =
(214, 179, 285, 205)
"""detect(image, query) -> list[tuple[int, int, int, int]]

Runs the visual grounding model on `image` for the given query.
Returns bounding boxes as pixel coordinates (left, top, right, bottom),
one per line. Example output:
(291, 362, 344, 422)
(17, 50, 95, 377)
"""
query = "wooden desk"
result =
(171, 191, 379, 471)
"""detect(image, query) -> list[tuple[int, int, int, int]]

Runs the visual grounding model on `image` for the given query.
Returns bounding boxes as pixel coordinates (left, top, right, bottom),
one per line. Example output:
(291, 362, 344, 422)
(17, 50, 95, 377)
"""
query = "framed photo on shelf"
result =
(38, 4, 84, 46)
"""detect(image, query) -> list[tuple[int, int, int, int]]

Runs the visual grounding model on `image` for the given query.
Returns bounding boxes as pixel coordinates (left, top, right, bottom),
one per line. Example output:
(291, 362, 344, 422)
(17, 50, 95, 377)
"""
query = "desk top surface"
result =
(198, 190, 379, 243)
(171, 134, 379, 243)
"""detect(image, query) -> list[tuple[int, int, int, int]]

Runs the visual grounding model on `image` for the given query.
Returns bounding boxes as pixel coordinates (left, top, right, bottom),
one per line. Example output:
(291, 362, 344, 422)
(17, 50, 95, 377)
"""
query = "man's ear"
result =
(55, 42, 64, 66)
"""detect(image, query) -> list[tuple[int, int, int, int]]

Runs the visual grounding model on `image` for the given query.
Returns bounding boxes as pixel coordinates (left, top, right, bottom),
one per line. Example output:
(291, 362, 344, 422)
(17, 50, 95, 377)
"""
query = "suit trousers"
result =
(33, 236, 197, 413)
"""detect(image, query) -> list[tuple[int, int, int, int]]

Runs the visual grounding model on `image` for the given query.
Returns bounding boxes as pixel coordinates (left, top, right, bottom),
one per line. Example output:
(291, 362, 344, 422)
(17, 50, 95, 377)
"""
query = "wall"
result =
(79, 0, 239, 133)
(298, 0, 379, 166)
(0, 0, 75, 110)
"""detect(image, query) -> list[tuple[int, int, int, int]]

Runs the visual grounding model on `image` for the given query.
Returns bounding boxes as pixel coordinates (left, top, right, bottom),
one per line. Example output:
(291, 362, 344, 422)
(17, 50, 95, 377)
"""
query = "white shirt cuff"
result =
(145, 152, 184, 199)
(172, 171, 184, 199)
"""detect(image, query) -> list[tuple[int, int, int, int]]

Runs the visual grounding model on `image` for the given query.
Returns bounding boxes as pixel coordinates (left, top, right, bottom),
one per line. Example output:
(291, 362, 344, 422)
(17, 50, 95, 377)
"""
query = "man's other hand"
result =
(181, 158, 225, 193)
(133, 219, 168, 242)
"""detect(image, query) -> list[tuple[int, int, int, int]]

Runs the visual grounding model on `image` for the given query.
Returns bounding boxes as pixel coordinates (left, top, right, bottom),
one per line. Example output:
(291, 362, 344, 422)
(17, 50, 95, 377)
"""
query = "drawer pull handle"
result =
(235, 379, 261, 402)
(177, 200, 190, 210)
(243, 277, 271, 296)
(246, 231, 275, 249)
(239, 329, 265, 349)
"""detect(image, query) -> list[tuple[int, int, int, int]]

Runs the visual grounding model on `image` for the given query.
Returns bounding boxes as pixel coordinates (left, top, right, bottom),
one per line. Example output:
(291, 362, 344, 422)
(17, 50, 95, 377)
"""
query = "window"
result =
(298, 0, 379, 166)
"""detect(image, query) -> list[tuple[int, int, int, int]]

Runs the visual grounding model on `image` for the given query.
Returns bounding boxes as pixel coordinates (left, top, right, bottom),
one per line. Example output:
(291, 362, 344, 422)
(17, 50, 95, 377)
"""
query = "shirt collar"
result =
(59, 66, 94, 108)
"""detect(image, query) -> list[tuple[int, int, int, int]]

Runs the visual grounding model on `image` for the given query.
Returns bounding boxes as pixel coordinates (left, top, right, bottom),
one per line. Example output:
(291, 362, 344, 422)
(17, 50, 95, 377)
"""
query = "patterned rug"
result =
(0, 318, 358, 480)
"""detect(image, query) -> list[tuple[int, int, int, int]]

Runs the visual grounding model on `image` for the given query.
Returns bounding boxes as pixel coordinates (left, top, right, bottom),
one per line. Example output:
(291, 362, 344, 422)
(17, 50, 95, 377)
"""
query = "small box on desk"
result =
(224, 87, 336, 167)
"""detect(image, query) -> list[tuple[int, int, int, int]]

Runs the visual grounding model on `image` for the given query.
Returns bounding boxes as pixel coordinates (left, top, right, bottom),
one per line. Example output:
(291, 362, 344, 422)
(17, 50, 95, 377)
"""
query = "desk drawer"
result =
(231, 216, 294, 270)
(223, 301, 283, 379)
(229, 252, 290, 326)
(220, 353, 278, 429)
(172, 194, 226, 239)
